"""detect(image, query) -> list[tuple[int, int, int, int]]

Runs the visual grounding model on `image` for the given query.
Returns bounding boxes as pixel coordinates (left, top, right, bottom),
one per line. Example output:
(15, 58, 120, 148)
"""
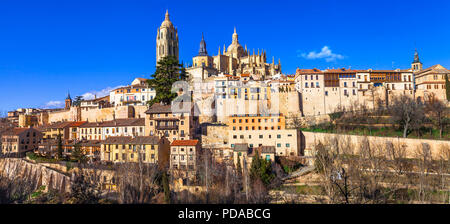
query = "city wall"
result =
(302, 131, 450, 160)
(45, 105, 148, 124)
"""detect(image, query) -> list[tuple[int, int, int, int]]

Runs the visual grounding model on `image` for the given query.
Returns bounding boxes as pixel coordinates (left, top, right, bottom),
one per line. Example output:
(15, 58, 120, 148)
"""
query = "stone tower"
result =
(156, 10, 179, 63)
(198, 33, 208, 56)
(65, 92, 72, 110)
(411, 49, 423, 72)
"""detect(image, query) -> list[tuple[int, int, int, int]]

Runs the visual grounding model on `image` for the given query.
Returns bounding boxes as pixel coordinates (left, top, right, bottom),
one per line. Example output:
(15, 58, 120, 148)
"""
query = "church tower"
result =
(65, 92, 72, 110)
(156, 10, 179, 63)
(411, 49, 423, 72)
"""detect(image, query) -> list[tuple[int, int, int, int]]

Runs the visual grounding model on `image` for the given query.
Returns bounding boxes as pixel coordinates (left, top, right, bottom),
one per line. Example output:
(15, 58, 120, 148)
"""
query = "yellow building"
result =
(101, 136, 170, 167)
(415, 64, 450, 102)
(228, 114, 285, 131)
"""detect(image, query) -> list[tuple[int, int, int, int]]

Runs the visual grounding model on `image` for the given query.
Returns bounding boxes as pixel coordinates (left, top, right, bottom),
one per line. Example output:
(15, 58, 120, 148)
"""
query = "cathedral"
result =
(155, 11, 282, 80)
(188, 28, 282, 80)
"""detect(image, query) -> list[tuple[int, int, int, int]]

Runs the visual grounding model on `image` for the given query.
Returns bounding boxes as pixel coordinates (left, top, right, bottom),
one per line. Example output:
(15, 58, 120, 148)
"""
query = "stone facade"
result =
(156, 10, 179, 63)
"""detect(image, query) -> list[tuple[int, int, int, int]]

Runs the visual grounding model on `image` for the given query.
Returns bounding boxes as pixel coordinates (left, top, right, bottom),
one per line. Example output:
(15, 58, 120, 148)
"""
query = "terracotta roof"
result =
(131, 136, 160, 144)
(102, 136, 161, 145)
(296, 68, 322, 74)
(102, 136, 133, 144)
(69, 121, 87, 127)
(80, 118, 144, 128)
(171, 139, 199, 146)
(324, 68, 357, 73)
(4, 128, 30, 136)
(145, 103, 191, 114)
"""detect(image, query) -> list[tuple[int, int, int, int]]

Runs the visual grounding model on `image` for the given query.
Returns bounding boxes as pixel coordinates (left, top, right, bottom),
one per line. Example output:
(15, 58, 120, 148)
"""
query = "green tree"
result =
(72, 96, 84, 107)
(72, 142, 87, 163)
(56, 132, 63, 160)
(147, 56, 187, 106)
(249, 151, 274, 186)
(445, 74, 450, 101)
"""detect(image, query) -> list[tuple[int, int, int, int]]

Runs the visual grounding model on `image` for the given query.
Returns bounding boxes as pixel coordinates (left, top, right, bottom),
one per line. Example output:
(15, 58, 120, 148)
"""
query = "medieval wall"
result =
(45, 105, 149, 124)
(302, 131, 450, 160)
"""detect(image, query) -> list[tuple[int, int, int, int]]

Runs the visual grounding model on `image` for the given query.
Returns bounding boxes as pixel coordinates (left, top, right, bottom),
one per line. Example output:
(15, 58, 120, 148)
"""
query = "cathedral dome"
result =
(160, 10, 174, 28)
(226, 27, 245, 58)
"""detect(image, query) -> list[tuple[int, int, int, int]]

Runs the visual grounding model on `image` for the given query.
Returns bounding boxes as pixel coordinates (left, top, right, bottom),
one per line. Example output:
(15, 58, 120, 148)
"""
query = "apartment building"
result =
(228, 129, 301, 156)
(145, 103, 198, 142)
(227, 113, 285, 131)
(295, 67, 415, 116)
(1, 128, 43, 156)
(78, 118, 145, 140)
(110, 78, 156, 106)
(170, 139, 201, 177)
(101, 136, 170, 167)
(415, 64, 450, 101)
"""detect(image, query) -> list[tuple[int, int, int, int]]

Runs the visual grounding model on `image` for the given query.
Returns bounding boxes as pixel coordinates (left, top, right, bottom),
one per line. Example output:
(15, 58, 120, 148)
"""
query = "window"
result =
(259, 135, 263, 139)
(277, 143, 281, 147)
(277, 134, 281, 139)
(286, 143, 290, 147)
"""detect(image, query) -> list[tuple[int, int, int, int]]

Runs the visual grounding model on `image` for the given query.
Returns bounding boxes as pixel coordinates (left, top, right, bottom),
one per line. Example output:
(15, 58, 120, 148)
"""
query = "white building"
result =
(109, 78, 156, 106)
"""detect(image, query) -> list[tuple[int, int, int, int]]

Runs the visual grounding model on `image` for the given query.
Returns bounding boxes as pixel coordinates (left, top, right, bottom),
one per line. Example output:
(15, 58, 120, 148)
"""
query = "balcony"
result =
(156, 125, 179, 130)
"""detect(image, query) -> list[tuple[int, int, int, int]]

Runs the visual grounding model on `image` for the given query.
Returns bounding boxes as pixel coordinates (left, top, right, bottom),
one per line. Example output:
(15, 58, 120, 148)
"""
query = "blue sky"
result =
(1, 0, 449, 112)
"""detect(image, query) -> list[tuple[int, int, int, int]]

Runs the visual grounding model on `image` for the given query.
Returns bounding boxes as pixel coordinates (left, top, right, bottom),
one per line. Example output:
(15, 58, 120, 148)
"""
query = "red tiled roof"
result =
(171, 139, 199, 146)
(4, 128, 29, 136)
(69, 121, 87, 127)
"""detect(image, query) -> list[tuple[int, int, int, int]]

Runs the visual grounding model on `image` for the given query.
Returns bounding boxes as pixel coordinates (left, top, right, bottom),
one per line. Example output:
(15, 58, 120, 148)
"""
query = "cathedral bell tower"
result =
(65, 91, 72, 110)
(156, 10, 179, 63)
(411, 49, 423, 72)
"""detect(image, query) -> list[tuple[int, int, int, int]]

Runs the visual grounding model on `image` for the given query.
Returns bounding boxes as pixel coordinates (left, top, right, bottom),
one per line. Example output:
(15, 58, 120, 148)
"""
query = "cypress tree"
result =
(445, 74, 450, 101)
(147, 56, 187, 106)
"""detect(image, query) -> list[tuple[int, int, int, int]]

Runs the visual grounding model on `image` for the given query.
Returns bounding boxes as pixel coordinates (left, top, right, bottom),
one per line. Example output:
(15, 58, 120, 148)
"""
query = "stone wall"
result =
(45, 105, 149, 124)
(302, 131, 450, 160)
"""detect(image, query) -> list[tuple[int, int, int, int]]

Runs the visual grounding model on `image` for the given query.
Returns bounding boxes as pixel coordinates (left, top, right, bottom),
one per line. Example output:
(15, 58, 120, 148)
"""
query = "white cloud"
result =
(81, 86, 123, 100)
(42, 86, 124, 109)
(44, 100, 64, 109)
(300, 46, 344, 62)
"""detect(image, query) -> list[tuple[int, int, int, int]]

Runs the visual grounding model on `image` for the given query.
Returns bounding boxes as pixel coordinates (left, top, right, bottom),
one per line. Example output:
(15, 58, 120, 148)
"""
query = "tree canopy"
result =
(147, 56, 187, 106)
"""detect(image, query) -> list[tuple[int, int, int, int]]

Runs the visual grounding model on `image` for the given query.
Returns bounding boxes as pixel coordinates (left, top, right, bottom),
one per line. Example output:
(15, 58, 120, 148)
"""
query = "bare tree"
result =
(390, 94, 425, 138)
(424, 93, 447, 138)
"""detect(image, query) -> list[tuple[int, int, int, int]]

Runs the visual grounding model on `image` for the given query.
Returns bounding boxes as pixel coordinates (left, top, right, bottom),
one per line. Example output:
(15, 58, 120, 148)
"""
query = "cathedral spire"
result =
(198, 32, 208, 56)
(232, 27, 238, 44)
(165, 10, 170, 21)
(413, 48, 420, 63)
